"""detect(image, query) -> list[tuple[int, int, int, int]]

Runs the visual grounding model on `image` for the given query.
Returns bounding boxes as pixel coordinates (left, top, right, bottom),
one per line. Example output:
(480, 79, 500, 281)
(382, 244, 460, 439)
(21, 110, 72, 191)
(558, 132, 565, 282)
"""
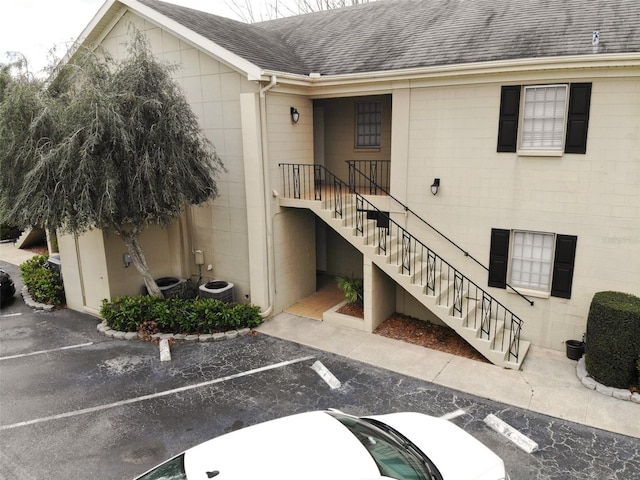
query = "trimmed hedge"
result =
(20, 254, 65, 306)
(100, 295, 263, 334)
(585, 291, 640, 389)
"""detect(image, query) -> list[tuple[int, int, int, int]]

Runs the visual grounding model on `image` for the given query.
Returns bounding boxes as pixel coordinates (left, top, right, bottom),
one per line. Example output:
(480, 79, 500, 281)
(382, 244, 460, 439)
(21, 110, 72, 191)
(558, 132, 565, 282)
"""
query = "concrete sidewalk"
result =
(257, 312, 640, 439)
(0, 241, 39, 266)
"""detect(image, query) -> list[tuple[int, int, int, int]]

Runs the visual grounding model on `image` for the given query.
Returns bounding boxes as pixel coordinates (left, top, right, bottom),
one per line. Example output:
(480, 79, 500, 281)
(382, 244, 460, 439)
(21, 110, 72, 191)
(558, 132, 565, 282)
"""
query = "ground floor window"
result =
(510, 231, 554, 291)
(488, 228, 577, 299)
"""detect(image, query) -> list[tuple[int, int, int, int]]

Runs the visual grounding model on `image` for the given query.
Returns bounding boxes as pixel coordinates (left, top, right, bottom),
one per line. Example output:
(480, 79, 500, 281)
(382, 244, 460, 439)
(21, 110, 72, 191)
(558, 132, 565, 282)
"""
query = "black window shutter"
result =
(497, 86, 521, 152)
(551, 235, 577, 298)
(488, 229, 510, 288)
(564, 83, 592, 154)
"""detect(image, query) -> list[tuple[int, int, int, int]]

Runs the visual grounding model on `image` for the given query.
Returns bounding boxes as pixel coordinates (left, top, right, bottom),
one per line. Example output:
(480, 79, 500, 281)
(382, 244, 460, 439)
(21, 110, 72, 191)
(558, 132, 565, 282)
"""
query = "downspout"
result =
(258, 75, 277, 317)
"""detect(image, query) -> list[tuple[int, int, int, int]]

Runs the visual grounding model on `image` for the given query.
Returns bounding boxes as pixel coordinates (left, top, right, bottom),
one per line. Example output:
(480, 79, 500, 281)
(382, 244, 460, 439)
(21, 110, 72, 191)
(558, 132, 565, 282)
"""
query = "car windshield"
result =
(135, 453, 186, 480)
(328, 412, 435, 480)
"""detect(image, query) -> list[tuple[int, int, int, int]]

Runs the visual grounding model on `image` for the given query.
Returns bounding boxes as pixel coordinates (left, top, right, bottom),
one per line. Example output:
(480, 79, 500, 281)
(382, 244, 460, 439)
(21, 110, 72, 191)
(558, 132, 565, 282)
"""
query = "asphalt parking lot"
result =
(1, 261, 639, 480)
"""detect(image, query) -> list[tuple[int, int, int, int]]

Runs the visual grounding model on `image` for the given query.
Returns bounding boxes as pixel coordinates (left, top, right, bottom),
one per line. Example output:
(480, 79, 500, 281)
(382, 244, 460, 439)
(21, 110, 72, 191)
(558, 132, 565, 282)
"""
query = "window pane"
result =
(329, 413, 433, 480)
(521, 85, 567, 150)
(511, 231, 554, 291)
(137, 455, 186, 480)
(356, 101, 382, 148)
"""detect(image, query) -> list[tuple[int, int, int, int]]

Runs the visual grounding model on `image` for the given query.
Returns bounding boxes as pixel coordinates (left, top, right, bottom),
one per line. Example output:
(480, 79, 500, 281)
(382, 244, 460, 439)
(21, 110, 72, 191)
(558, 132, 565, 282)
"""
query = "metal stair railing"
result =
(280, 163, 524, 363)
(347, 159, 391, 195)
(346, 160, 535, 307)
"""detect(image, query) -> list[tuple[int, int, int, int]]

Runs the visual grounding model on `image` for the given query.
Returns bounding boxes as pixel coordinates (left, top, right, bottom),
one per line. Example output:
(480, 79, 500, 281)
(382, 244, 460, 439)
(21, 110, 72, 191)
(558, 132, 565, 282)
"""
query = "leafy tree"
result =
(0, 56, 49, 223)
(0, 32, 224, 297)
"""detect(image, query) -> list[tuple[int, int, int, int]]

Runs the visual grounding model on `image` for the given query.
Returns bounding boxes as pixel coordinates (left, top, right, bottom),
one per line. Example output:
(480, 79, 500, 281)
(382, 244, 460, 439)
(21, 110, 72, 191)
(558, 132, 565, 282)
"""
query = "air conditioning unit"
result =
(153, 277, 188, 299)
(199, 280, 234, 303)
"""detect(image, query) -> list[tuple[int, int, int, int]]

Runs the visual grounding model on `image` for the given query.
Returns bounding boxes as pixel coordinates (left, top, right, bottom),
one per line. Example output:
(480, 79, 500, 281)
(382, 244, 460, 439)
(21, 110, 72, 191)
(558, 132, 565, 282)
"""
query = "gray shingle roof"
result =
(136, 0, 306, 73)
(137, 0, 640, 76)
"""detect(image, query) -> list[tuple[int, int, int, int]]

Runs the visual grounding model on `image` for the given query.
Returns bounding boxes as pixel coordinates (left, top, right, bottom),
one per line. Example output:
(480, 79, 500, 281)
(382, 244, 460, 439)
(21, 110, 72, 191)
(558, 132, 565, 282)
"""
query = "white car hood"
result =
(369, 412, 507, 480)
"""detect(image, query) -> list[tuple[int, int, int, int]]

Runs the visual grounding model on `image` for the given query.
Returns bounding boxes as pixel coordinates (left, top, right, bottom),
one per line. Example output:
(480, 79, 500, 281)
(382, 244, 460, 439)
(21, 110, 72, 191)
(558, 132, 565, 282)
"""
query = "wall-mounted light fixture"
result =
(290, 107, 300, 124)
(123, 252, 132, 268)
(431, 178, 440, 195)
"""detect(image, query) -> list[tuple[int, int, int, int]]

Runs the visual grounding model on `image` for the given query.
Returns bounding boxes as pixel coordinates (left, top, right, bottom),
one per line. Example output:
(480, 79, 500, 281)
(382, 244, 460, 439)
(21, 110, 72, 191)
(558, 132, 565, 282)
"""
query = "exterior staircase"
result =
(14, 227, 46, 249)
(279, 163, 530, 369)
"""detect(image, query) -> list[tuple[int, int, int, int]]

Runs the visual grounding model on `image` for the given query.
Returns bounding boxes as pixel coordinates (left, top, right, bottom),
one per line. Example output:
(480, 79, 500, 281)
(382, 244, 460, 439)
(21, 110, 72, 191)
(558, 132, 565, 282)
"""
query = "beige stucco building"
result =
(57, 0, 640, 368)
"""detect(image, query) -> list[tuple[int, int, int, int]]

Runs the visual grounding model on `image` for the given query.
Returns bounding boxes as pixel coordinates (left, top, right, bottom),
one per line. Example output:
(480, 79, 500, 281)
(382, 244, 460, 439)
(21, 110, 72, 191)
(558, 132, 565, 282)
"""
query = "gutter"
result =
(258, 75, 277, 318)
(258, 52, 640, 89)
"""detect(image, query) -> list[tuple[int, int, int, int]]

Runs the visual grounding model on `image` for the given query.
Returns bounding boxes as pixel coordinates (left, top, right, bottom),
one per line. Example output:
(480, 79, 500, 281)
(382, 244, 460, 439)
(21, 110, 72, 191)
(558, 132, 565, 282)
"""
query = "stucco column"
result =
(363, 257, 374, 332)
(390, 88, 411, 203)
(364, 257, 396, 332)
(240, 92, 270, 310)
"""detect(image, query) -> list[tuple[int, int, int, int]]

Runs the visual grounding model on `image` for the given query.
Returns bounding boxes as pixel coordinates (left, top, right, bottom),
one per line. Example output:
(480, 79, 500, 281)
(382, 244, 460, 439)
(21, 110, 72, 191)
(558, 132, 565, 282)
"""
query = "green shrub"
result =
(100, 295, 263, 334)
(0, 224, 21, 241)
(585, 291, 640, 389)
(337, 275, 363, 306)
(19, 254, 65, 306)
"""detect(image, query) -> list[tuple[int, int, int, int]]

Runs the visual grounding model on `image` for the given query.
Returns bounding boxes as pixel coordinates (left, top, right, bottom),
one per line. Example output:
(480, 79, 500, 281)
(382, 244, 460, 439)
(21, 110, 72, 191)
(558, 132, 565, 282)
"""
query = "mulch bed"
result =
(337, 303, 488, 363)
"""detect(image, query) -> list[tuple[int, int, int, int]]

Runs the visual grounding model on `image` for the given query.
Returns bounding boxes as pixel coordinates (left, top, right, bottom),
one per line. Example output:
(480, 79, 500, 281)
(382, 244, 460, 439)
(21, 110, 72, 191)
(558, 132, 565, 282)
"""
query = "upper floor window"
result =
(355, 101, 381, 148)
(497, 83, 592, 155)
(521, 85, 567, 150)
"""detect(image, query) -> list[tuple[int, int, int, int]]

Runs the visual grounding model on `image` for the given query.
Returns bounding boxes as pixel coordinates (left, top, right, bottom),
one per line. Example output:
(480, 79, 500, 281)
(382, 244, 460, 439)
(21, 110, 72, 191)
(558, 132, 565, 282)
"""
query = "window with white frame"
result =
(510, 231, 554, 291)
(355, 101, 381, 148)
(520, 85, 568, 150)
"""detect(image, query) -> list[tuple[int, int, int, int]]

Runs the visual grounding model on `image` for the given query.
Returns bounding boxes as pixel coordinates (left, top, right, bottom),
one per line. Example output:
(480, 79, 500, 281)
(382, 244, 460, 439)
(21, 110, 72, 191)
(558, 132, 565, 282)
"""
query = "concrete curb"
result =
(96, 320, 252, 343)
(484, 413, 539, 454)
(576, 356, 640, 404)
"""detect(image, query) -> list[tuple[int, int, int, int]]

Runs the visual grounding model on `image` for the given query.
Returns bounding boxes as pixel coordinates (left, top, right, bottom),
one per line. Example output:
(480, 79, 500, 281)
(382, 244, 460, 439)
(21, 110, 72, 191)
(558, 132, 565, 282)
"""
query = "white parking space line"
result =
(0, 355, 315, 431)
(0, 342, 94, 361)
(0, 312, 22, 317)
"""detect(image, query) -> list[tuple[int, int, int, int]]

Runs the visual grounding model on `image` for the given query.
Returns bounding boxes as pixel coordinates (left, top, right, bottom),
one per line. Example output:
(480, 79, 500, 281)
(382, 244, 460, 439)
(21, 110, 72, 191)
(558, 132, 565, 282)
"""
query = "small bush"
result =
(20, 254, 65, 306)
(337, 275, 363, 306)
(100, 295, 263, 334)
(0, 224, 21, 241)
(585, 291, 640, 389)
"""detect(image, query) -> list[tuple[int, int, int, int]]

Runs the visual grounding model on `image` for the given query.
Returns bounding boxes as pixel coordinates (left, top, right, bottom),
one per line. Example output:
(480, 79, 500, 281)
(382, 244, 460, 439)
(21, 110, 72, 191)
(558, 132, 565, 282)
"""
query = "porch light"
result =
(290, 107, 300, 124)
(431, 178, 440, 195)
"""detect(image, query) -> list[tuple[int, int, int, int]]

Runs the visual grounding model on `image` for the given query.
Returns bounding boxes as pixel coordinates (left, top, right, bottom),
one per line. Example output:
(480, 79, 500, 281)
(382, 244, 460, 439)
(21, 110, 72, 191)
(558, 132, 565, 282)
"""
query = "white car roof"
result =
(184, 411, 381, 479)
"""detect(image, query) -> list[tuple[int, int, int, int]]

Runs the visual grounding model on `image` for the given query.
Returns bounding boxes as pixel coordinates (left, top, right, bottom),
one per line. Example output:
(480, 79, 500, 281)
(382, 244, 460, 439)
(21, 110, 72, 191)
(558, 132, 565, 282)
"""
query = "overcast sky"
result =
(0, 0, 288, 76)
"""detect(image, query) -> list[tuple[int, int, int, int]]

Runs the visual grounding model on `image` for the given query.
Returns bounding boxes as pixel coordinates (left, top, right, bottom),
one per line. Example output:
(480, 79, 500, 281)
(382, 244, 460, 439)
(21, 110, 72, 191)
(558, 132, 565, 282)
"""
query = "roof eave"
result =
(261, 52, 640, 88)
(63, 0, 264, 81)
(57, 0, 121, 74)
(125, 0, 264, 80)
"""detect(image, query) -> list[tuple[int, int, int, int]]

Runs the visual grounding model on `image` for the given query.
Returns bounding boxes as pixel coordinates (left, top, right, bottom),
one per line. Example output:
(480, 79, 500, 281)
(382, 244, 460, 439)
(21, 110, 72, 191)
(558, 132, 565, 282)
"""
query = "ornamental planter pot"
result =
(566, 340, 585, 360)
